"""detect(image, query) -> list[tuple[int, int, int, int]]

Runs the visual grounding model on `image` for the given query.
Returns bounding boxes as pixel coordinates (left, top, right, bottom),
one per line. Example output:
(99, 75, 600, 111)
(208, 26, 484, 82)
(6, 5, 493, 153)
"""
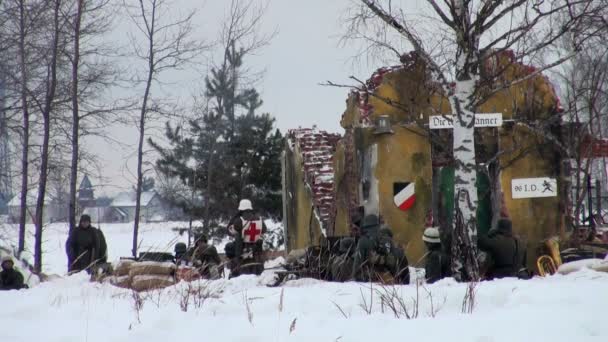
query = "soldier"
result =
(378, 226, 410, 284)
(478, 218, 527, 279)
(1, 256, 27, 290)
(226, 199, 267, 277)
(174, 242, 189, 266)
(66, 214, 100, 274)
(330, 237, 356, 282)
(191, 235, 222, 279)
(422, 227, 449, 284)
(351, 215, 409, 283)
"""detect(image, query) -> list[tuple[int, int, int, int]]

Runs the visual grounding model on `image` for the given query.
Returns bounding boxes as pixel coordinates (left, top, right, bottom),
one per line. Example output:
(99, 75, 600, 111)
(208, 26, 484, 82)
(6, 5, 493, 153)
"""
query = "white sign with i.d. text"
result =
(511, 177, 557, 199)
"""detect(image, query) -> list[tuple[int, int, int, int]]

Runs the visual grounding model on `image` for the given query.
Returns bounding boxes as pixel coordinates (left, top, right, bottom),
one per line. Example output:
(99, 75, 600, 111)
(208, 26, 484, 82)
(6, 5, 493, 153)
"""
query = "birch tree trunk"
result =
(17, 0, 29, 255)
(69, 0, 84, 234)
(34, 0, 61, 272)
(133, 62, 153, 257)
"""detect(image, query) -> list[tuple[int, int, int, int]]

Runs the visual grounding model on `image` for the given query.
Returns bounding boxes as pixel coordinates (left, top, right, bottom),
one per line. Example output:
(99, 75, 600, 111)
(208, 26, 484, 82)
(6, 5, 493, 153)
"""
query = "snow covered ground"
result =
(1, 221, 607, 341)
(1, 268, 607, 341)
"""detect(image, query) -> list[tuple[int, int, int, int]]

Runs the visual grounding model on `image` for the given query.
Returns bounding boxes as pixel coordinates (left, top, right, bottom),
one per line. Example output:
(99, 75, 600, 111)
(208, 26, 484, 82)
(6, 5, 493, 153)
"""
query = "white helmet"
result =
(238, 199, 253, 211)
(422, 227, 441, 243)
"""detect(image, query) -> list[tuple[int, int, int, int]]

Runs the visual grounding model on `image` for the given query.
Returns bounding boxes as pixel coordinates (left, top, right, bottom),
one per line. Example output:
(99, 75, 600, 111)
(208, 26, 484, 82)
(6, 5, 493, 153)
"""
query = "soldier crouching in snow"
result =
(351, 214, 409, 284)
(191, 235, 222, 279)
(1, 257, 27, 290)
(225, 199, 267, 278)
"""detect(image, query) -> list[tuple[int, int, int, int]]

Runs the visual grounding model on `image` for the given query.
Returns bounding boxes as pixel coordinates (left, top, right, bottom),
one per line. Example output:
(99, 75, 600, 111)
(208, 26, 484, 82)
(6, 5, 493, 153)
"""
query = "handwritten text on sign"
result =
(511, 177, 557, 199)
(429, 113, 503, 129)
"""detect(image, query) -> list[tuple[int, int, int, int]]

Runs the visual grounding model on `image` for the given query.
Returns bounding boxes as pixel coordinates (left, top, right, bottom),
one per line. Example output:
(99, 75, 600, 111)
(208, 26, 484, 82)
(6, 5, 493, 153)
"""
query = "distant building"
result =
(109, 191, 168, 223)
(7, 190, 68, 223)
(78, 175, 96, 213)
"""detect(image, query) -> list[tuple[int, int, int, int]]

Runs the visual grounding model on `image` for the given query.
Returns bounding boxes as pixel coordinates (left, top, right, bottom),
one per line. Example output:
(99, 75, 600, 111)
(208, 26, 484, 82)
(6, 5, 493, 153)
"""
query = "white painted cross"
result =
(429, 113, 503, 129)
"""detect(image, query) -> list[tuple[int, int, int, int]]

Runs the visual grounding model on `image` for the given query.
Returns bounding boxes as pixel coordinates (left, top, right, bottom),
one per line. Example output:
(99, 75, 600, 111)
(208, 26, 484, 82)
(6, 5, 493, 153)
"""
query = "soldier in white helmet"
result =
(226, 199, 267, 277)
(422, 226, 450, 283)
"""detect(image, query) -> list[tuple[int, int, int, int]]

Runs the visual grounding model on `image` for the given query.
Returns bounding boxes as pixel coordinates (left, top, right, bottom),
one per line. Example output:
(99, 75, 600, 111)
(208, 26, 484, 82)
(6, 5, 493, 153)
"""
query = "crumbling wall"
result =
(283, 129, 340, 251)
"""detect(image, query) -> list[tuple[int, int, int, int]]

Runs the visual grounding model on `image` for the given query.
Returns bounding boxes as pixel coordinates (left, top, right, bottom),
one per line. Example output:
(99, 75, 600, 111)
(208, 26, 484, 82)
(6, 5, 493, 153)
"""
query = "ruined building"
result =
(283, 51, 574, 266)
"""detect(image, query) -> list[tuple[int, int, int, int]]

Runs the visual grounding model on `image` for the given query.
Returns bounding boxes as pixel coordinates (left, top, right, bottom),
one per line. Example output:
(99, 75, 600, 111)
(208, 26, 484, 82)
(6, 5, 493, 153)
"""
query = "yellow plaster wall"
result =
(284, 143, 324, 251)
(499, 125, 562, 266)
(373, 125, 433, 261)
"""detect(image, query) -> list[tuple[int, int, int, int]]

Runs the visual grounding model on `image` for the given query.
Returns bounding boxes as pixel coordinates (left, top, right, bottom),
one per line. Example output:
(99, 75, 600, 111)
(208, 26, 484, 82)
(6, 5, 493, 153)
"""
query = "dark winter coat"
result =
(66, 225, 100, 273)
(425, 245, 450, 284)
(0, 268, 26, 290)
(192, 244, 221, 266)
(478, 220, 526, 279)
(95, 228, 108, 264)
(351, 225, 409, 284)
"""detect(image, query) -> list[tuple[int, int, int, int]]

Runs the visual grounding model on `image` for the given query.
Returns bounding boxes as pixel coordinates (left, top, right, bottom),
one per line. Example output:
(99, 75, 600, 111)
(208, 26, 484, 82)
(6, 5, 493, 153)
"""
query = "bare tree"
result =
(124, 0, 206, 257)
(346, 0, 607, 280)
(16, 0, 29, 255)
(33, 0, 63, 272)
(67, 0, 84, 234)
(65, 0, 118, 234)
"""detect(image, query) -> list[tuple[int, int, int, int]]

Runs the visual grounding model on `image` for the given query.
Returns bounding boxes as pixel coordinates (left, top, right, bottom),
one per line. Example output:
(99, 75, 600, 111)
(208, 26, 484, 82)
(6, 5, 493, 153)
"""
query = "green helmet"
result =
(174, 242, 187, 254)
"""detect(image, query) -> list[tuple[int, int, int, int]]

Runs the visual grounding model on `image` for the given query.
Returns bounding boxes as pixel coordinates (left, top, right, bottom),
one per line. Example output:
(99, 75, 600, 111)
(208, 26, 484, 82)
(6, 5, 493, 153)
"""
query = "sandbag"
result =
(114, 260, 136, 277)
(128, 261, 176, 277)
(557, 258, 605, 275)
(131, 275, 174, 292)
(103, 275, 131, 288)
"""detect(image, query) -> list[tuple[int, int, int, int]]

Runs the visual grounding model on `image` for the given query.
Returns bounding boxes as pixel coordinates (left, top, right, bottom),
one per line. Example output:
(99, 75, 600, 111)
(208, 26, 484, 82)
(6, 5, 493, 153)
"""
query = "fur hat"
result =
(1, 256, 14, 266)
(423, 227, 441, 244)
(80, 214, 91, 223)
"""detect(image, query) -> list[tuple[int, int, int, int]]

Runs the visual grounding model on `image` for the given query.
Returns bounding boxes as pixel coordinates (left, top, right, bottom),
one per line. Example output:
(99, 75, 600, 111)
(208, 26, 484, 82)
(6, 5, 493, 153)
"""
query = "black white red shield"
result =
(393, 182, 415, 211)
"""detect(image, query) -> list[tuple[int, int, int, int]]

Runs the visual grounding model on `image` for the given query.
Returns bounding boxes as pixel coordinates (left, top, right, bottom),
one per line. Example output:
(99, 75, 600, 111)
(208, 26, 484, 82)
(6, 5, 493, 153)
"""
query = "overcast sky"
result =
(87, 0, 399, 196)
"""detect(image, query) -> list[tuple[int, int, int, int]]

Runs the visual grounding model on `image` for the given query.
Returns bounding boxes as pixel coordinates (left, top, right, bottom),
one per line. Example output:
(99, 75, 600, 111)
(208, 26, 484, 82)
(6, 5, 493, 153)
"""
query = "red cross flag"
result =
(393, 182, 415, 211)
(242, 219, 263, 243)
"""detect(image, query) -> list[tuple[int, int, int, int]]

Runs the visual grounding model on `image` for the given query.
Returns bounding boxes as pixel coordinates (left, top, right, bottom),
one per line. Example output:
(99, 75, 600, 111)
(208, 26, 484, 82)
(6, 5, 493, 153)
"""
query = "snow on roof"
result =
(110, 191, 157, 208)
(288, 128, 341, 234)
(7, 190, 61, 207)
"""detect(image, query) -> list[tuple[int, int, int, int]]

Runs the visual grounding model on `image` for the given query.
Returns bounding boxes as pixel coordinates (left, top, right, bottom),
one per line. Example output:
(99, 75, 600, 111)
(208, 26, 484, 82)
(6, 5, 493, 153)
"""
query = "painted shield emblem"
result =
(394, 182, 415, 211)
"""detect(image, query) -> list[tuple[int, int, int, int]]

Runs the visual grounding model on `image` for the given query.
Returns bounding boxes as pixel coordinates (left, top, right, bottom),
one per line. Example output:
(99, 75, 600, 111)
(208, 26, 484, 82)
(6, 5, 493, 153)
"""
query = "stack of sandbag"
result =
(129, 261, 176, 292)
(102, 259, 177, 291)
(101, 259, 135, 288)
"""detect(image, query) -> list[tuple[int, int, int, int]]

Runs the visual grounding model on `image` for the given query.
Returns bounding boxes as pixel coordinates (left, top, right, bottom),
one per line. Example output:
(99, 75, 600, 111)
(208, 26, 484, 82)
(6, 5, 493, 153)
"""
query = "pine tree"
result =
(150, 43, 283, 238)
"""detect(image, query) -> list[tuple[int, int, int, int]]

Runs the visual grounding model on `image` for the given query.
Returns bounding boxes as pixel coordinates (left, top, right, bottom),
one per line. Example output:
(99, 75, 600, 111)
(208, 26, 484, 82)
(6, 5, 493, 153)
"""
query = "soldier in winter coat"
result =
(66, 214, 100, 273)
(226, 199, 267, 277)
(422, 227, 450, 284)
(191, 235, 222, 279)
(1, 257, 27, 290)
(351, 215, 409, 283)
(478, 218, 527, 279)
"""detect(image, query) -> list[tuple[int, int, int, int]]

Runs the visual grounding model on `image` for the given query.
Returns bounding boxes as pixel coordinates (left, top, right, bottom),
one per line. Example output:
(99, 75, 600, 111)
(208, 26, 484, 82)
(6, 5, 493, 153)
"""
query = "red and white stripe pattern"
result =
(394, 182, 415, 211)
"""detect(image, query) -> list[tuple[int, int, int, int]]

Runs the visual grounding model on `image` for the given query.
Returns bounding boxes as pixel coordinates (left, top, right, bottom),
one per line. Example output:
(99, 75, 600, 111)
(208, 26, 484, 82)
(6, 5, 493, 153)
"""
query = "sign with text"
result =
(429, 113, 503, 129)
(511, 177, 557, 199)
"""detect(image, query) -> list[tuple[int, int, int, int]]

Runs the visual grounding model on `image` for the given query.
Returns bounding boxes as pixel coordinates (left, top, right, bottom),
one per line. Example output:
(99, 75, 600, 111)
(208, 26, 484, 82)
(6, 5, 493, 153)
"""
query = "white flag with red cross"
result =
(393, 182, 415, 211)
(241, 219, 263, 243)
